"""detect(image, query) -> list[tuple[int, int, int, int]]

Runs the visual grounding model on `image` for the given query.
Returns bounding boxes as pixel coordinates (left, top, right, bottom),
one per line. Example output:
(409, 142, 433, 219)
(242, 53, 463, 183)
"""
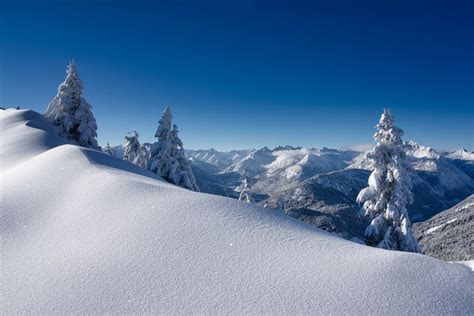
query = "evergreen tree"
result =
(141, 144, 151, 162)
(356, 108, 420, 252)
(148, 106, 199, 191)
(123, 131, 141, 162)
(238, 176, 254, 203)
(103, 142, 114, 155)
(148, 106, 173, 176)
(44, 61, 99, 149)
(135, 144, 149, 169)
(169, 124, 199, 191)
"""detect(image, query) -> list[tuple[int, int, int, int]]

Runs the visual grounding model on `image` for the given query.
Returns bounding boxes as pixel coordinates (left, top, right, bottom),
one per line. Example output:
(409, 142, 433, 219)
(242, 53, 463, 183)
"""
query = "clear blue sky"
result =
(1, 0, 473, 150)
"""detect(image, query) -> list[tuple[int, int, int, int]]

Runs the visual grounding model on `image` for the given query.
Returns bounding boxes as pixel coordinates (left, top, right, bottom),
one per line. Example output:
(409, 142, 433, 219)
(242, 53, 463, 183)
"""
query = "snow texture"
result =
(1, 108, 473, 314)
(43, 61, 99, 149)
(357, 108, 420, 252)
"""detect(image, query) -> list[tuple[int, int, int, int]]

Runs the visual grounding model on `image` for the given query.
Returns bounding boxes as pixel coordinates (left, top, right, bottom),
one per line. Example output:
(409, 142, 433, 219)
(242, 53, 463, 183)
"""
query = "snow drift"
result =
(1, 109, 473, 314)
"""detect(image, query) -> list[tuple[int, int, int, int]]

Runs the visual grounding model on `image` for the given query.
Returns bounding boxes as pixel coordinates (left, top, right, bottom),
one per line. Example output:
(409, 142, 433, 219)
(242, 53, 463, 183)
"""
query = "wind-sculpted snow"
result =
(0, 109, 67, 169)
(2, 109, 473, 314)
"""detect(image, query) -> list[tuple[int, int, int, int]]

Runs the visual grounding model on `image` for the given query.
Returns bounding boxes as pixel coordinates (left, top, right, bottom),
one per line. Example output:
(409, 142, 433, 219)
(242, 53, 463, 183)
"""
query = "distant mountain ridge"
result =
(185, 143, 474, 239)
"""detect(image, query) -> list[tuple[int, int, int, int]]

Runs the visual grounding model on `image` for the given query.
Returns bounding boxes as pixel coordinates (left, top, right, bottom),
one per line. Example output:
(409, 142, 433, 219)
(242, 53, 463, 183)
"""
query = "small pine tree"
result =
(135, 144, 149, 168)
(148, 106, 199, 191)
(141, 144, 151, 161)
(239, 176, 254, 203)
(356, 108, 420, 253)
(103, 142, 114, 155)
(44, 61, 99, 149)
(148, 106, 173, 176)
(123, 131, 141, 162)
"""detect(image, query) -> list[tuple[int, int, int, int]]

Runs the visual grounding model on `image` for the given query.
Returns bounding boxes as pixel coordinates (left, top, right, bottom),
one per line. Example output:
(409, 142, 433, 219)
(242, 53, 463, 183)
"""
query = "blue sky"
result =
(1, 0, 473, 150)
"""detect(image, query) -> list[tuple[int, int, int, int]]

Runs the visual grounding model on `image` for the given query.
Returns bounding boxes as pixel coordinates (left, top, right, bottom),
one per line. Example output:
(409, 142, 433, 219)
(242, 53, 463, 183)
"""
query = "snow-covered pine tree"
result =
(141, 144, 151, 162)
(169, 124, 199, 191)
(356, 108, 420, 253)
(123, 131, 141, 162)
(148, 106, 173, 176)
(148, 107, 199, 191)
(238, 176, 254, 203)
(44, 61, 99, 149)
(103, 142, 114, 155)
(135, 144, 148, 169)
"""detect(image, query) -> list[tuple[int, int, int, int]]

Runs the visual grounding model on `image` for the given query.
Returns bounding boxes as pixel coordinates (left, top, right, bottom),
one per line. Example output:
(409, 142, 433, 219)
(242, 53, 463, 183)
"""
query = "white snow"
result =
(405, 141, 441, 159)
(456, 260, 474, 271)
(1, 109, 473, 314)
(426, 218, 458, 235)
(426, 224, 443, 235)
(446, 149, 474, 161)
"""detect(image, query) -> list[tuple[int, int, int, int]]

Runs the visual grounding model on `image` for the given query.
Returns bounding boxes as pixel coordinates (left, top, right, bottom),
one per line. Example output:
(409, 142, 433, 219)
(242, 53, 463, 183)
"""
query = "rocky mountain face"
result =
(414, 195, 474, 261)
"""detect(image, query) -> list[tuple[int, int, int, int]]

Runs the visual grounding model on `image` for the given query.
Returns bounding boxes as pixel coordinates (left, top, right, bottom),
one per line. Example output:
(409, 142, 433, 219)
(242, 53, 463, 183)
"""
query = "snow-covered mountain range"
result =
(186, 143, 474, 239)
(3, 108, 473, 314)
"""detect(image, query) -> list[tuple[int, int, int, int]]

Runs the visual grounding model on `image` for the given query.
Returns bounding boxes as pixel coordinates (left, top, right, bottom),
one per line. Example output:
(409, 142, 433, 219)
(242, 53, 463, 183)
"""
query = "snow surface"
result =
(425, 218, 459, 235)
(457, 260, 474, 271)
(447, 149, 474, 161)
(1, 109, 473, 314)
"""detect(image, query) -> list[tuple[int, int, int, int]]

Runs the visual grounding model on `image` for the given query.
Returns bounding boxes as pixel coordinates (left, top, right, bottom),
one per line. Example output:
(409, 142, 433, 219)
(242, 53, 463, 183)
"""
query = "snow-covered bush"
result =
(356, 108, 420, 252)
(44, 61, 99, 149)
(148, 106, 199, 191)
(239, 176, 254, 203)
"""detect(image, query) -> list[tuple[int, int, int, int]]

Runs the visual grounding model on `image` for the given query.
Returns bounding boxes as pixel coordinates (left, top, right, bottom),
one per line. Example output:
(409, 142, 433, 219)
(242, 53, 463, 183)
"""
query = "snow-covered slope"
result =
(188, 147, 359, 197)
(2, 109, 473, 314)
(266, 169, 371, 238)
(445, 149, 474, 180)
(187, 148, 251, 169)
(414, 195, 474, 261)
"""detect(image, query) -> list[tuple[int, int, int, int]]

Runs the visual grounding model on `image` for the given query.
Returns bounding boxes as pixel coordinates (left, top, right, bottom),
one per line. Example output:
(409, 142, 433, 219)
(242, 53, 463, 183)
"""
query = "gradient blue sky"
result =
(1, 0, 473, 150)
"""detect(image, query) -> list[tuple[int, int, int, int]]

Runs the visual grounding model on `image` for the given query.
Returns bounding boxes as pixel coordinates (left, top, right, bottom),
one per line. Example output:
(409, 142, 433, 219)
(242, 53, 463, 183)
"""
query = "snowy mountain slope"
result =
(190, 144, 473, 235)
(188, 147, 360, 194)
(191, 145, 474, 208)
(350, 142, 474, 219)
(266, 169, 371, 238)
(190, 143, 472, 239)
(267, 167, 472, 239)
(187, 148, 251, 169)
(252, 148, 354, 193)
(414, 195, 474, 261)
(223, 146, 275, 176)
(445, 149, 474, 180)
(2, 109, 473, 314)
(350, 142, 473, 195)
(190, 159, 242, 198)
